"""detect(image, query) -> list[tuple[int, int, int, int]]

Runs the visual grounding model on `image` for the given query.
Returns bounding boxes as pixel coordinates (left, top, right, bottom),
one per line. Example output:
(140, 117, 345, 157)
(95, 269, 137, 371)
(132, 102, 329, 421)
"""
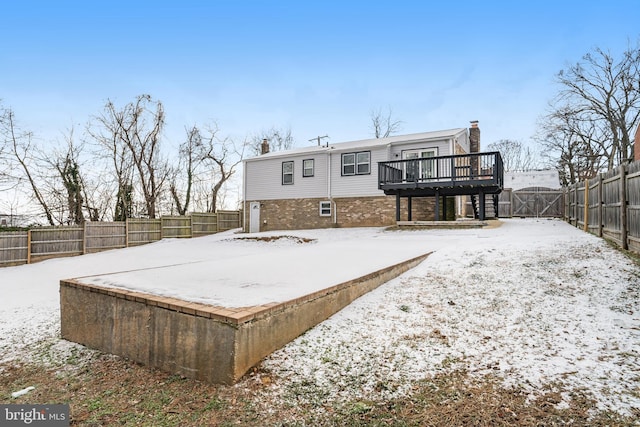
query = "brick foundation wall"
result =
(245, 198, 334, 232)
(244, 196, 443, 232)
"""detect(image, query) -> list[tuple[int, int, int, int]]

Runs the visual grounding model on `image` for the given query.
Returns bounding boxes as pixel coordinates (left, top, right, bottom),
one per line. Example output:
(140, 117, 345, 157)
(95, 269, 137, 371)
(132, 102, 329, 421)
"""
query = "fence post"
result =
(597, 173, 603, 237)
(620, 163, 628, 250)
(573, 182, 578, 227)
(509, 189, 513, 217)
(27, 229, 32, 264)
(583, 179, 589, 232)
(83, 221, 88, 255)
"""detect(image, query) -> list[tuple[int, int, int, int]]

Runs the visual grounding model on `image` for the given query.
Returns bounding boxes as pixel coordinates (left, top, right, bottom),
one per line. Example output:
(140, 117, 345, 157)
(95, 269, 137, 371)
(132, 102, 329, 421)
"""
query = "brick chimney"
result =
(469, 120, 480, 153)
(261, 138, 270, 155)
(634, 124, 640, 162)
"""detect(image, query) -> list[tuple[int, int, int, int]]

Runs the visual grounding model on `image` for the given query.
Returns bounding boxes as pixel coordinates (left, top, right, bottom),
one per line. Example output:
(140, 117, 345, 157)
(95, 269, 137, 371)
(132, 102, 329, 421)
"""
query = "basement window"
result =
(319, 201, 332, 216)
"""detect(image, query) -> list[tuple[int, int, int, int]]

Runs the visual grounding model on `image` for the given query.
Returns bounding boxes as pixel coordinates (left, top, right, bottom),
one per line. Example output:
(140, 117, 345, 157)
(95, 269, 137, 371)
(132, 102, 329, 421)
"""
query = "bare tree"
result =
(0, 106, 55, 225)
(535, 106, 608, 185)
(90, 94, 169, 219)
(553, 43, 640, 169)
(169, 125, 202, 215)
(370, 107, 403, 138)
(0, 102, 8, 188)
(486, 139, 541, 172)
(196, 123, 246, 212)
(51, 129, 86, 224)
(250, 126, 294, 155)
(49, 126, 113, 224)
(81, 172, 112, 222)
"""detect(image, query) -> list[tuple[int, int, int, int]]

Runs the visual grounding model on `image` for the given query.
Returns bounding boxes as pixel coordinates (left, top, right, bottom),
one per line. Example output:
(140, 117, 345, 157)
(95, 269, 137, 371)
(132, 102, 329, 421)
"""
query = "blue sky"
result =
(1, 0, 638, 153)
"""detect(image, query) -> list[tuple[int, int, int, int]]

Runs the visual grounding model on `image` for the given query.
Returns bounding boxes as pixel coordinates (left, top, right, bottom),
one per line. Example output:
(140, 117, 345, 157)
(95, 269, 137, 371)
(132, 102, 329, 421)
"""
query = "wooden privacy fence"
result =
(498, 187, 564, 218)
(0, 211, 241, 267)
(464, 188, 564, 218)
(565, 161, 640, 254)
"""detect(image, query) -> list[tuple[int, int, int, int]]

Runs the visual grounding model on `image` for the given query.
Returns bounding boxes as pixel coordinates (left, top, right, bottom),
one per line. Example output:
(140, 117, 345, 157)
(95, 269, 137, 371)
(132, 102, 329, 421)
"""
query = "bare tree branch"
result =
(486, 139, 541, 172)
(89, 94, 169, 219)
(370, 107, 403, 138)
(169, 125, 203, 215)
(535, 105, 609, 185)
(250, 126, 294, 155)
(553, 43, 640, 170)
(0, 106, 55, 225)
(50, 127, 86, 224)
(196, 123, 247, 212)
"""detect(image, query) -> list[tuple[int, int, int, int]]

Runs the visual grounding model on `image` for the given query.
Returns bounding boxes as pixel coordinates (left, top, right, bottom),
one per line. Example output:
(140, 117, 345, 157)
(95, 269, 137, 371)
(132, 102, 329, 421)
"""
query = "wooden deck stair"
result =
(470, 194, 500, 219)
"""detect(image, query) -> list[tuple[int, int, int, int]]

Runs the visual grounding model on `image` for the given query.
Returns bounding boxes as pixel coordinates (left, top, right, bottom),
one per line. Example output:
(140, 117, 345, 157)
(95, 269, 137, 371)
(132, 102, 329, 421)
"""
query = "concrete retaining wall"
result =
(60, 252, 430, 384)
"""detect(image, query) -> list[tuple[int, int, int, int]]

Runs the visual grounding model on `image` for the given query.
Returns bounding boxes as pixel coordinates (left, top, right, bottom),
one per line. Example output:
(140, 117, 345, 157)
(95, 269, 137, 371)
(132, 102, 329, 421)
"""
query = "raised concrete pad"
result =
(393, 219, 501, 229)
(60, 252, 430, 384)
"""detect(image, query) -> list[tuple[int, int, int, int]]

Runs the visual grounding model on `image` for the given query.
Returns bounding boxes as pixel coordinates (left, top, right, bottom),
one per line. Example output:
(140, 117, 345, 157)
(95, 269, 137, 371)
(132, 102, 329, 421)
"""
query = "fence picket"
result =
(0, 211, 241, 267)
(566, 160, 640, 254)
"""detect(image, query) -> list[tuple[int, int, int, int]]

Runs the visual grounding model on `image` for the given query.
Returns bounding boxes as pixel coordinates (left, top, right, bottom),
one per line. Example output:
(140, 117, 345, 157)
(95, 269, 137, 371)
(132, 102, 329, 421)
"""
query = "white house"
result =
(242, 123, 487, 232)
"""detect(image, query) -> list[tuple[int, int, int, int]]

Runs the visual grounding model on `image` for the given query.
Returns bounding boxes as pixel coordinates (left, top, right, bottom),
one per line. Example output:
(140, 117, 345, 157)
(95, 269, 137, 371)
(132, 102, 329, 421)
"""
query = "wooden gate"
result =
(508, 187, 564, 217)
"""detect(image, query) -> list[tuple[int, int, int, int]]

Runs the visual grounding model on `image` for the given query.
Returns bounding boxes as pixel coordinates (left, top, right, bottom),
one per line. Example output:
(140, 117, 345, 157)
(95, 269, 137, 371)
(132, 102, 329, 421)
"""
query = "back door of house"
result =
(403, 149, 437, 181)
(249, 202, 260, 233)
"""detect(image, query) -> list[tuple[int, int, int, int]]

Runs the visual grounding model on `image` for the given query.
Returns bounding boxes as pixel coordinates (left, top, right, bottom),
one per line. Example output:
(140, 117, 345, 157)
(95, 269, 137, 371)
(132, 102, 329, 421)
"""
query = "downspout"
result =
(242, 160, 247, 232)
(328, 150, 336, 225)
(386, 142, 393, 220)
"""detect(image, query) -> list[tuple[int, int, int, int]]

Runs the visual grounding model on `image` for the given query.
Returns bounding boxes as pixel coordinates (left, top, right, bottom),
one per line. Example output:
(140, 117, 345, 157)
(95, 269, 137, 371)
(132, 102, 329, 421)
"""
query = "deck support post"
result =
(395, 194, 401, 222)
(442, 195, 447, 220)
(407, 196, 412, 221)
(434, 190, 440, 221)
(478, 190, 485, 221)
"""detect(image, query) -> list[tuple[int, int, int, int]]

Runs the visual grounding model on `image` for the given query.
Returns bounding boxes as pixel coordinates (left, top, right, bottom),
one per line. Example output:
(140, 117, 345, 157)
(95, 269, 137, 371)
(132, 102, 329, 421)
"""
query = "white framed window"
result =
(342, 153, 355, 175)
(282, 161, 294, 185)
(342, 151, 370, 176)
(319, 201, 332, 216)
(356, 152, 370, 174)
(303, 159, 314, 177)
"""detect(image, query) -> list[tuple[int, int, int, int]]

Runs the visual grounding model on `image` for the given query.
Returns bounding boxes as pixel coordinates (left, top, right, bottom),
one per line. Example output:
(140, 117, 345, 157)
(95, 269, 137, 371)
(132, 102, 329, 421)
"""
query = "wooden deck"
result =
(378, 152, 504, 220)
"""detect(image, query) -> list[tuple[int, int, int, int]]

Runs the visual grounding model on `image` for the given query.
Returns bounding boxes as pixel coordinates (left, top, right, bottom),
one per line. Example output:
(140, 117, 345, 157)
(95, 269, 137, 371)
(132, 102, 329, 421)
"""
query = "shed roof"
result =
(504, 170, 561, 190)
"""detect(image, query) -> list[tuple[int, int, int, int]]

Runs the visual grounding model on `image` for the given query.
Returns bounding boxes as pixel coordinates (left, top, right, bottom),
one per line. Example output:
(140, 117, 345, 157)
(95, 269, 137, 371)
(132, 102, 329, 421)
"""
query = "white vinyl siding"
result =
(244, 130, 468, 201)
(245, 155, 328, 200)
(389, 139, 453, 159)
(331, 147, 386, 197)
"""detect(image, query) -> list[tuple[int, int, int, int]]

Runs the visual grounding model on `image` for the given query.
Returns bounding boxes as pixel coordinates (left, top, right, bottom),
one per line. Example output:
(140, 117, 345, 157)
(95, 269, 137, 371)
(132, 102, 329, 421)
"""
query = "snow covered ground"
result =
(1, 218, 638, 416)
